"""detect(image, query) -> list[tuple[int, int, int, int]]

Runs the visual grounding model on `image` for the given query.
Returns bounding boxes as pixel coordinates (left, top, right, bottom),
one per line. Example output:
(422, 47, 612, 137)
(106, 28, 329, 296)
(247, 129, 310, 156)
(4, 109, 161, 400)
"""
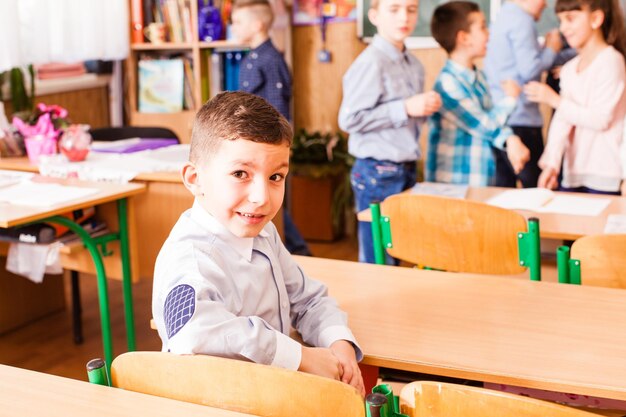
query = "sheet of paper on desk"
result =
(604, 214, 626, 233)
(0, 181, 98, 207)
(0, 169, 34, 188)
(536, 195, 610, 216)
(410, 182, 469, 199)
(486, 188, 554, 211)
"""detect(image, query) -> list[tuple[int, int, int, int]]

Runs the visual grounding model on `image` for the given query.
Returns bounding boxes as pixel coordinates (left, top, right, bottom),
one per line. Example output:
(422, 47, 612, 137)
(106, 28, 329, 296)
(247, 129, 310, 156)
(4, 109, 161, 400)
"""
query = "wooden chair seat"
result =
(399, 381, 600, 417)
(110, 351, 364, 417)
(373, 194, 535, 276)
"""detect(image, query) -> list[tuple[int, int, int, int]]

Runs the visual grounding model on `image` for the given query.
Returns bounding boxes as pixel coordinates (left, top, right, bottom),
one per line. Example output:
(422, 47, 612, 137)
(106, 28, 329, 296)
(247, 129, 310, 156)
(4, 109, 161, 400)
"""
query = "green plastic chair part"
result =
(517, 217, 541, 281)
(86, 358, 110, 386)
(369, 384, 409, 417)
(370, 203, 386, 265)
(366, 392, 388, 417)
(556, 245, 582, 285)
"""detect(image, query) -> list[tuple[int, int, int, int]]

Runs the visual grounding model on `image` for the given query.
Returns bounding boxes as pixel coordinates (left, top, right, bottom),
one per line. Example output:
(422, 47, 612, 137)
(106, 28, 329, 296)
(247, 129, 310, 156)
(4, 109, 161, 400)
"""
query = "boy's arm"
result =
(153, 268, 302, 370)
(509, 23, 556, 82)
(338, 60, 410, 134)
(437, 73, 517, 150)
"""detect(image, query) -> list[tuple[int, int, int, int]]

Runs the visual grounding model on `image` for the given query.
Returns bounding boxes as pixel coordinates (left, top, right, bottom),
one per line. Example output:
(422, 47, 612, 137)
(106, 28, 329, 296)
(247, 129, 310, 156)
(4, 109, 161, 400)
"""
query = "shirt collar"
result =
(446, 59, 478, 84)
(252, 39, 273, 53)
(372, 34, 408, 63)
(189, 200, 269, 262)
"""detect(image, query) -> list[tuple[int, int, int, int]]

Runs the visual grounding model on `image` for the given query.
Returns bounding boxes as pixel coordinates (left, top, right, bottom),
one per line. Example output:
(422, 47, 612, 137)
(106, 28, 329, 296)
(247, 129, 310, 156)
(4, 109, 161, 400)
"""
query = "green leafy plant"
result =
(290, 129, 354, 235)
(1, 66, 35, 119)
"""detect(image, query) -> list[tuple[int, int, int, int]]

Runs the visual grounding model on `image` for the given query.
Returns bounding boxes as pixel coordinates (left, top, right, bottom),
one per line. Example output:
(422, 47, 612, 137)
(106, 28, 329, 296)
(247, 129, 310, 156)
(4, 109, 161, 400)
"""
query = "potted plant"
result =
(289, 129, 353, 241)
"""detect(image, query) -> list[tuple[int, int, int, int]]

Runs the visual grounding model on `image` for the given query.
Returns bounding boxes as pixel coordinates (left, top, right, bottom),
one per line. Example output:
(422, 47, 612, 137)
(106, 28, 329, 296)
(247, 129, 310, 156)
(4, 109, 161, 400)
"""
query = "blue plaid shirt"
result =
(239, 39, 291, 120)
(426, 60, 517, 186)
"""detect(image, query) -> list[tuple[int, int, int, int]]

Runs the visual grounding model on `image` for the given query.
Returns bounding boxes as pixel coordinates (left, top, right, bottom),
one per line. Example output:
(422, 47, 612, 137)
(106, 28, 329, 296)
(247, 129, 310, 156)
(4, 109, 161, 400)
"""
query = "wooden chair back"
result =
(399, 381, 599, 417)
(381, 194, 527, 274)
(111, 351, 364, 417)
(571, 234, 626, 289)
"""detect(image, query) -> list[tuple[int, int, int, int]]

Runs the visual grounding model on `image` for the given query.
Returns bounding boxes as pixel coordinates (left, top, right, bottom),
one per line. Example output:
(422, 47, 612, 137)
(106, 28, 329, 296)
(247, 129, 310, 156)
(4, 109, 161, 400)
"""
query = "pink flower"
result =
(13, 113, 57, 138)
(36, 103, 68, 119)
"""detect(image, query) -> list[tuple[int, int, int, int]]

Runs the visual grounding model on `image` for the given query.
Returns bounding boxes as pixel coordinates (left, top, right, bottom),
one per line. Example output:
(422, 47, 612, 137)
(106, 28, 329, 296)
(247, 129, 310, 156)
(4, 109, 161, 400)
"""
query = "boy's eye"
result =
(270, 173, 285, 182)
(232, 170, 248, 179)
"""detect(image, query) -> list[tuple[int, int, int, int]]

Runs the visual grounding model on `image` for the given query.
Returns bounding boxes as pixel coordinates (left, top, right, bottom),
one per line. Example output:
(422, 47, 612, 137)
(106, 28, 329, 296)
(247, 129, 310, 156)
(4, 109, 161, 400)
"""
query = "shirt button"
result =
(247, 63, 253, 69)
(251, 53, 258, 59)
(276, 82, 283, 89)
(243, 81, 249, 87)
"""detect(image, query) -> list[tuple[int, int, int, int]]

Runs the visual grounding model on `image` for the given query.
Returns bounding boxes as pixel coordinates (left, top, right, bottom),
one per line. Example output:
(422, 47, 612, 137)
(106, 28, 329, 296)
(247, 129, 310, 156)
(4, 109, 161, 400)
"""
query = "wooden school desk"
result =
(294, 256, 626, 401)
(357, 185, 626, 241)
(0, 176, 145, 372)
(0, 364, 251, 417)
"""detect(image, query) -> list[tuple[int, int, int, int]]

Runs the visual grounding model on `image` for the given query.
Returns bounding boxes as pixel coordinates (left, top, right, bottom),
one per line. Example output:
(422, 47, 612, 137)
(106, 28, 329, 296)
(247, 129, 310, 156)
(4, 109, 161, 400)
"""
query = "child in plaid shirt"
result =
(426, 1, 530, 186)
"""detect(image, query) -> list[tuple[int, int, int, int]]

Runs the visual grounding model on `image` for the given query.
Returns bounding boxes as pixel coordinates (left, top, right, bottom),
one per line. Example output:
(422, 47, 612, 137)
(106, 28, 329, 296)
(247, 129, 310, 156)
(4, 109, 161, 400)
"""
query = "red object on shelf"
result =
(130, 0, 144, 43)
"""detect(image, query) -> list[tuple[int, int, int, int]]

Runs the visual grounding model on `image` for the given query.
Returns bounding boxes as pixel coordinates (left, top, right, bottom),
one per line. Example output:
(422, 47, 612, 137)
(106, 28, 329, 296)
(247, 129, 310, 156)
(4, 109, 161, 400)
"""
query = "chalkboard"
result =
(357, 0, 493, 41)
(536, 0, 626, 35)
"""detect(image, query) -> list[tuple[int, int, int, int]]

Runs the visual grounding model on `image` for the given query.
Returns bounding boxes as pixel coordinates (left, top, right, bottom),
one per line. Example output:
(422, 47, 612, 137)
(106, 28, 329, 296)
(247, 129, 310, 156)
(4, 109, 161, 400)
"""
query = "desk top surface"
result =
(0, 365, 251, 417)
(357, 186, 626, 240)
(0, 176, 145, 228)
(294, 256, 626, 401)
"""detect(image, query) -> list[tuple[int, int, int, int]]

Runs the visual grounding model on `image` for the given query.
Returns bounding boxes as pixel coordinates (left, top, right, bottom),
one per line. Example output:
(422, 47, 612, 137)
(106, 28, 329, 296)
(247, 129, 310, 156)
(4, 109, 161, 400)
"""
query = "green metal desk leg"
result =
(117, 198, 136, 351)
(44, 215, 113, 374)
(370, 203, 385, 265)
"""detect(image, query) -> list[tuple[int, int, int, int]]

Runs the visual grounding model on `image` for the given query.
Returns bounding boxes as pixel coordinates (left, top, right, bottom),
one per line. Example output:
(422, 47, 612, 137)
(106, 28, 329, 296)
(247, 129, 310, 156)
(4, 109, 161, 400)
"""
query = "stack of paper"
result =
(486, 188, 611, 216)
(0, 181, 98, 207)
(410, 182, 469, 199)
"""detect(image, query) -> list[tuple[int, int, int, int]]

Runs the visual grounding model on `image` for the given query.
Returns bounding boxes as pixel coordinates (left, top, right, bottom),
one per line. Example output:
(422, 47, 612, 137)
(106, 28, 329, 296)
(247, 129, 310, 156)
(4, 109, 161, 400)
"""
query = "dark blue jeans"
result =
(351, 158, 417, 264)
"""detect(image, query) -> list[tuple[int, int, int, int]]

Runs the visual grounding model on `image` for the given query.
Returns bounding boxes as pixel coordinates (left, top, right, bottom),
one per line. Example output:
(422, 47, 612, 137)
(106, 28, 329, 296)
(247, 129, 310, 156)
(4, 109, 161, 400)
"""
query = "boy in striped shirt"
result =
(426, 1, 529, 186)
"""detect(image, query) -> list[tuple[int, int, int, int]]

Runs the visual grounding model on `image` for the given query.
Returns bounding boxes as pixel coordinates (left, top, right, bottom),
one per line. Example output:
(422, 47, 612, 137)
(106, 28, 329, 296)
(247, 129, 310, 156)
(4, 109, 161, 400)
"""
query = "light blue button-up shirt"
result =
(484, 2, 556, 127)
(339, 35, 426, 162)
(153, 201, 361, 370)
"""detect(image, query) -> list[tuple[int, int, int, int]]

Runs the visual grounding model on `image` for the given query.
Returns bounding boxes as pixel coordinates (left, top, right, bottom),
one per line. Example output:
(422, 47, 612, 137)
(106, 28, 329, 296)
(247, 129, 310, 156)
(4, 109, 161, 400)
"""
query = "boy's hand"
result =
(506, 135, 530, 174)
(545, 30, 563, 52)
(501, 79, 522, 98)
(538, 167, 559, 189)
(524, 81, 561, 109)
(330, 340, 365, 396)
(405, 91, 442, 117)
(299, 346, 342, 381)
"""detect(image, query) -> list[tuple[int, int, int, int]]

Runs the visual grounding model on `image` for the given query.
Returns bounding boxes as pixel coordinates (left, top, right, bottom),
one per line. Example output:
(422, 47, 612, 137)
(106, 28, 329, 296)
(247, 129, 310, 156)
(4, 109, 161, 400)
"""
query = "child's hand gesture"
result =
(524, 81, 561, 109)
(330, 340, 365, 396)
(538, 167, 559, 190)
(299, 346, 342, 381)
(405, 91, 442, 117)
(506, 135, 530, 174)
(501, 79, 521, 98)
(544, 30, 563, 52)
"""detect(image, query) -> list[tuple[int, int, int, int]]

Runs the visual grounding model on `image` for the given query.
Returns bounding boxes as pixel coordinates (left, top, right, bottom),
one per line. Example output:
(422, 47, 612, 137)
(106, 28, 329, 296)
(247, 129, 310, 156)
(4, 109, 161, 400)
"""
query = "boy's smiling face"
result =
(368, 0, 419, 49)
(186, 139, 290, 238)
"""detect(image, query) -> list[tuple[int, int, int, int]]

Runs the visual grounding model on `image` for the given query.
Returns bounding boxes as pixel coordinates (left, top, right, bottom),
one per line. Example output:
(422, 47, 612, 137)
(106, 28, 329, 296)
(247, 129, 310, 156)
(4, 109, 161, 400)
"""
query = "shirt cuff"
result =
(271, 330, 302, 370)
(500, 96, 517, 112)
(389, 99, 409, 127)
(318, 325, 364, 362)
(493, 127, 513, 150)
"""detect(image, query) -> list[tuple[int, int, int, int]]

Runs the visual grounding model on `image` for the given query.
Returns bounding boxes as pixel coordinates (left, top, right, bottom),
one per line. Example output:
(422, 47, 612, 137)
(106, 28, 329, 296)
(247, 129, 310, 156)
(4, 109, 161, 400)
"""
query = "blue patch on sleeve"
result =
(164, 284, 196, 339)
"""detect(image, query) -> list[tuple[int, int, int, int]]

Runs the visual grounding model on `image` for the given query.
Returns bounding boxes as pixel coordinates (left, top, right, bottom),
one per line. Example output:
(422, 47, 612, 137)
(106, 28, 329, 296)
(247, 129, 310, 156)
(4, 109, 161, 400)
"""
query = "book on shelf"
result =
(209, 51, 223, 98)
(131, 0, 144, 43)
(486, 188, 611, 216)
(138, 58, 185, 113)
(223, 50, 245, 91)
(182, 56, 196, 109)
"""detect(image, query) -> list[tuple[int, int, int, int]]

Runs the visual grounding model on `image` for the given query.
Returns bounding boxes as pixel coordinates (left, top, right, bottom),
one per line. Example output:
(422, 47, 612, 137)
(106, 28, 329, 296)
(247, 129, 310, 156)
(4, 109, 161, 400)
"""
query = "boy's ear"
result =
(367, 8, 379, 27)
(456, 30, 468, 47)
(181, 161, 203, 197)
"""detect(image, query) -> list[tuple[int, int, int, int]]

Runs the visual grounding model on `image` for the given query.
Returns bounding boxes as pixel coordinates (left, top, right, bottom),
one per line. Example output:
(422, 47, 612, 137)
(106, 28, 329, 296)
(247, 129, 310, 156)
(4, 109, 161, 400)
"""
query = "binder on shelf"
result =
(209, 52, 223, 98)
(223, 50, 245, 91)
(131, 0, 145, 43)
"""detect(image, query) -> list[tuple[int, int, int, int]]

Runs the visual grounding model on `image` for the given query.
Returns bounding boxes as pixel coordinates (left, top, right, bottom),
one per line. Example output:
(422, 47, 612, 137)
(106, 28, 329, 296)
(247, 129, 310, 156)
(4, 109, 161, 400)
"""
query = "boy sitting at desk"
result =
(152, 91, 364, 395)
(426, 1, 530, 186)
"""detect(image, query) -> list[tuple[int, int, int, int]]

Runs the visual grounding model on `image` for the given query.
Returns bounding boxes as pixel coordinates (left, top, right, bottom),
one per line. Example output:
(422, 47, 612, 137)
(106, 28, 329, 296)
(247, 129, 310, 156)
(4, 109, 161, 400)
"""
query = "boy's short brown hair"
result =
(431, 1, 480, 54)
(189, 91, 293, 164)
(231, 0, 274, 29)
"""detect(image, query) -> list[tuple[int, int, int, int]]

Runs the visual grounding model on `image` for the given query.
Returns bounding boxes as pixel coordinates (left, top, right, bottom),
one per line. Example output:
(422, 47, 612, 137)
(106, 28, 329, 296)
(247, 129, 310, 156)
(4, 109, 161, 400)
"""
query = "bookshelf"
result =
(126, 0, 247, 143)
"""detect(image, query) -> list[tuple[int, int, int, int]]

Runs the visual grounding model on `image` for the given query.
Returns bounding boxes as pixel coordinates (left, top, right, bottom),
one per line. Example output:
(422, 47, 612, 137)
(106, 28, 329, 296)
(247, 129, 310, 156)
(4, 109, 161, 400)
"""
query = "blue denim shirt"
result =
(339, 35, 425, 163)
(484, 2, 556, 127)
(239, 39, 291, 121)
